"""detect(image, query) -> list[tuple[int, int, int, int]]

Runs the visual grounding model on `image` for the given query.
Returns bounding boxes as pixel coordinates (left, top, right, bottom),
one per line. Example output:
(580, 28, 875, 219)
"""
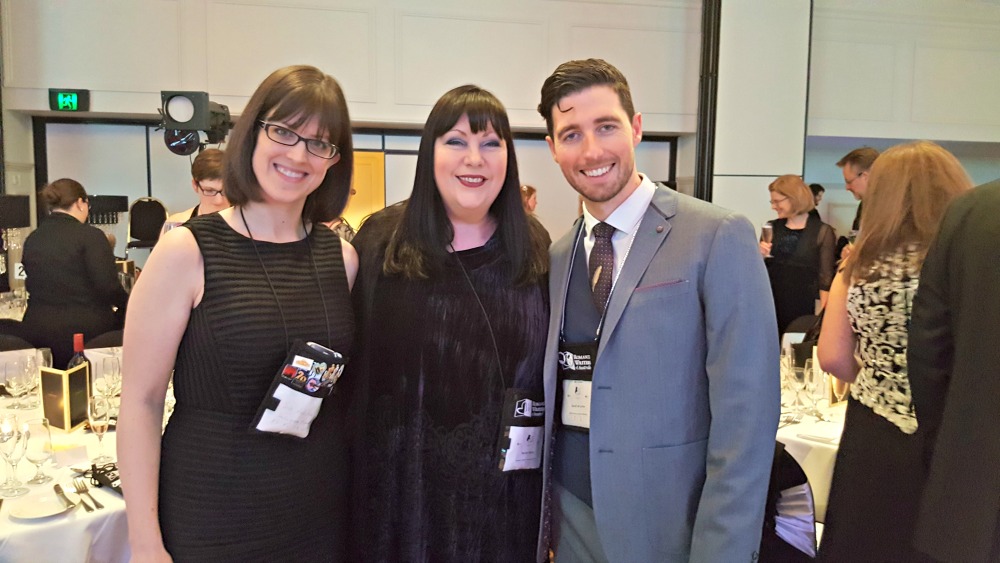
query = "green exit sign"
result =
(48, 89, 90, 112)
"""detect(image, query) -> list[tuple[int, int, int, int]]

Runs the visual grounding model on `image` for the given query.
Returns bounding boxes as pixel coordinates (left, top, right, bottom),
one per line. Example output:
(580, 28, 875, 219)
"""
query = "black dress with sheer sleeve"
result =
(765, 214, 835, 335)
(157, 213, 354, 561)
(349, 206, 547, 563)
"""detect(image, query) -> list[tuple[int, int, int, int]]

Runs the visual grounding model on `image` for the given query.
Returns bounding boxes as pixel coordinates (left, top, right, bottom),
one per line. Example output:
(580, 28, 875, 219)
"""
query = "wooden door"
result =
(343, 151, 385, 230)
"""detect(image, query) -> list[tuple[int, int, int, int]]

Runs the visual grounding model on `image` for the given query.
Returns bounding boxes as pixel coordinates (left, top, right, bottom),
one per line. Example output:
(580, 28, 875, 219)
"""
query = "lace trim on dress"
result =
(846, 246, 922, 434)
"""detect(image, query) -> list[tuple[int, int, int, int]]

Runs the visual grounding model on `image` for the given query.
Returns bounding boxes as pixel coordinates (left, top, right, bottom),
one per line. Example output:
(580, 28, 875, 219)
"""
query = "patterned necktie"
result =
(589, 222, 616, 314)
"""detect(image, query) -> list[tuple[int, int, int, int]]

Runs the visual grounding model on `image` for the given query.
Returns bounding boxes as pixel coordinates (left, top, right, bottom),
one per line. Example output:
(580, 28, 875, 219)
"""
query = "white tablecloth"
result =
(0, 382, 128, 562)
(776, 402, 846, 523)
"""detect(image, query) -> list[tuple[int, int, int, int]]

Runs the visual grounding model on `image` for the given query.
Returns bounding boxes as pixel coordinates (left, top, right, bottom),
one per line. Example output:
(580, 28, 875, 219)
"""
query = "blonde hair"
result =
(842, 141, 972, 281)
(768, 175, 814, 215)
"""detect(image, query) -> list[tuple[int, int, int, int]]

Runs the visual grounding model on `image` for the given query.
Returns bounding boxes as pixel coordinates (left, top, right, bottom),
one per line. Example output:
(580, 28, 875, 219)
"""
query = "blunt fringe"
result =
(384, 85, 548, 284)
(224, 65, 353, 224)
(842, 141, 972, 282)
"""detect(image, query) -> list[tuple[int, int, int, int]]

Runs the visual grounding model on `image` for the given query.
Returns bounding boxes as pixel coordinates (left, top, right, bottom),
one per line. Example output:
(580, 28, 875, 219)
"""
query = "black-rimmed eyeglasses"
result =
(196, 182, 224, 197)
(257, 121, 339, 160)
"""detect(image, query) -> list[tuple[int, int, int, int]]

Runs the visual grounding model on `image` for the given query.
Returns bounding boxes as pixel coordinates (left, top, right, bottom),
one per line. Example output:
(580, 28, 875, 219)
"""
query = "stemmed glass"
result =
(761, 222, 774, 258)
(88, 395, 113, 464)
(101, 357, 123, 418)
(24, 418, 53, 484)
(0, 415, 29, 497)
(21, 355, 39, 409)
(4, 359, 29, 410)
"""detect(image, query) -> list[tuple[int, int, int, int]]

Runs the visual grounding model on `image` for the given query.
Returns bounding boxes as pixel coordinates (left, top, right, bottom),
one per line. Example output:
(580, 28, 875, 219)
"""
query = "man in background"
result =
(835, 147, 879, 259)
(535, 58, 779, 562)
(908, 179, 1000, 562)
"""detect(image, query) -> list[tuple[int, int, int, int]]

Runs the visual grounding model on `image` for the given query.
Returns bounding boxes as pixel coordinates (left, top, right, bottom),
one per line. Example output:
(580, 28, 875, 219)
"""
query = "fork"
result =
(73, 477, 104, 510)
(778, 412, 803, 429)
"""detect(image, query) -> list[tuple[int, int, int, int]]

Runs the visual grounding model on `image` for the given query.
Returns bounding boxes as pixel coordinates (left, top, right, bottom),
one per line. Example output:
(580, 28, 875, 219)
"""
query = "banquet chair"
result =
(0, 334, 34, 352)
(86, 330, 123, 349)
(760, 441, 817, 561)
(0, 318, 26, 340)
(126, 197, 168, 259)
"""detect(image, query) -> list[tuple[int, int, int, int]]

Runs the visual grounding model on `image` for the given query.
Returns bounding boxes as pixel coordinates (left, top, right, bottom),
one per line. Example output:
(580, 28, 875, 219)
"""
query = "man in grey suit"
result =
(535, 58, 780, 562)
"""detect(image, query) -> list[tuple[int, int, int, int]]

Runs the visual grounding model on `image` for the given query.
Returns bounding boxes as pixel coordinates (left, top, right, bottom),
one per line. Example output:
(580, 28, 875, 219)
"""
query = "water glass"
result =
(24, 418, 53, 484)
(4, 359, 29, 410)
(0, 415, 28, 497)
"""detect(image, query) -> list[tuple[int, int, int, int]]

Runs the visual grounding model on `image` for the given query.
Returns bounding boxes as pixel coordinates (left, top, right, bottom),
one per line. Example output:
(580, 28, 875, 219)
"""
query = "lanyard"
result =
(558, 218, 641, 342)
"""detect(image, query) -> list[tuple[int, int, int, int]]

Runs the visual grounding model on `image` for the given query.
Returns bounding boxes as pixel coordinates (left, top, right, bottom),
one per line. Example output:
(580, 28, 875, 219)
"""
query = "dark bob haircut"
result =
(537, 58, 635, 137)
(384, 85, 548, 284)
(224, 65, 353, 224)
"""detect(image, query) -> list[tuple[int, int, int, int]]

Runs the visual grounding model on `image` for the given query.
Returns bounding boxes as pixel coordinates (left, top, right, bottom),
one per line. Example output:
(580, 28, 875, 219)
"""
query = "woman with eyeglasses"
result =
(758, 174, 836, 335)
(349, 85, 549, 562)
(20, 178, 126, 367)
(119, 65, 357, 562)
(165, 148, 230, 227)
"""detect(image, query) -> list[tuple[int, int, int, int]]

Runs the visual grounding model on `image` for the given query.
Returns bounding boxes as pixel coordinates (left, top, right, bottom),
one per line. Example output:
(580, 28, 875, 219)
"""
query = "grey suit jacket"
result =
(537, 185, 780, 562)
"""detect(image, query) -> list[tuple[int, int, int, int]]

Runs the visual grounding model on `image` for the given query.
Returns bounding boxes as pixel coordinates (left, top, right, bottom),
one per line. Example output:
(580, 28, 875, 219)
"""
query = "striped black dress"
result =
(157, 213, 355, 561)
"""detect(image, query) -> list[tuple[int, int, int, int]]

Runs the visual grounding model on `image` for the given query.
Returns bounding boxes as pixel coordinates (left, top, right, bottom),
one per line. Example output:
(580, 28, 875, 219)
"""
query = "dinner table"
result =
(777, 398, 847, 525)
(0, 347, 132, 563)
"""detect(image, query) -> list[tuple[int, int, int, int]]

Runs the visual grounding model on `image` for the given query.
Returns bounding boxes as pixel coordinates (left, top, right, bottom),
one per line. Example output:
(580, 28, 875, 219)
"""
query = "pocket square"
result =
(635, 279, 688, 292)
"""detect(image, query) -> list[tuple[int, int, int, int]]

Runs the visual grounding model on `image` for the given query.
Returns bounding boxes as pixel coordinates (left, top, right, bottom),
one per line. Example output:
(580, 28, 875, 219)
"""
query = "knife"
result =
(796, 433, 840, 445)
(54, 483, 90, 512)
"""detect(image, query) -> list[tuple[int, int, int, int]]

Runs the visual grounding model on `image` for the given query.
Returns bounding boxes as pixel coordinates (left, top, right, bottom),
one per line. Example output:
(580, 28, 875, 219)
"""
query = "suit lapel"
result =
(598, 186, 677, 356)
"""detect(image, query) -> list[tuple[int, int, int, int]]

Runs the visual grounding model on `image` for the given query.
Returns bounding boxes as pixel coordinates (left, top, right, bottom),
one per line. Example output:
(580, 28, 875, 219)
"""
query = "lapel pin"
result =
(656, 225, 664, 233)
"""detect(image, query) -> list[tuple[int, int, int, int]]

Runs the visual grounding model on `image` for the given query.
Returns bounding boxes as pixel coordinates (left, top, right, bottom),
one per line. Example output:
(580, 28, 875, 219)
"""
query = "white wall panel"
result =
(394, 13, 548, 111)
(711, 175, 776, 234)
(207, 3, 376, 102)
(566, 26, 699, 118)
(809, 41, 897, 122)
(714, 0, 810, 176)
(3, 0, 181, 90)
(912, 46, 1000, 125)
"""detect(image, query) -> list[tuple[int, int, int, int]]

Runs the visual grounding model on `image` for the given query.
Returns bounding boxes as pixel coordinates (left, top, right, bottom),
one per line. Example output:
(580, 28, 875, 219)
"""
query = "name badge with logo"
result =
(497, 388, 544, 472)
(558, 341, 596, 431)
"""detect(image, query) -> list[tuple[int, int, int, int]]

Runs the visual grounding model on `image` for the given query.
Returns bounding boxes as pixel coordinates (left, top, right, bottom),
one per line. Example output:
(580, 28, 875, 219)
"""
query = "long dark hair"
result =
(384, 85, 548, 284)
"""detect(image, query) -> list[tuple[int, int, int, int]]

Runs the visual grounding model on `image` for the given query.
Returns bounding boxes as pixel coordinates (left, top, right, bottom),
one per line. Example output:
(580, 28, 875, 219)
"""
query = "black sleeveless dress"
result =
(158, 213, 355, 561)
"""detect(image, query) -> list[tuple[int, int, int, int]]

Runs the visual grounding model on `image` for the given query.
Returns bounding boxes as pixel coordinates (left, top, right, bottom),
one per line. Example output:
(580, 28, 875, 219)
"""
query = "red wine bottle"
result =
(66, 333, 91, 371)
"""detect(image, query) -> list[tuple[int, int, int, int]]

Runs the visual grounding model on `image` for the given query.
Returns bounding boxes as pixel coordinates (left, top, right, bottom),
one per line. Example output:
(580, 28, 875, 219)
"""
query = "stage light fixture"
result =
(159, 91, 232, 155)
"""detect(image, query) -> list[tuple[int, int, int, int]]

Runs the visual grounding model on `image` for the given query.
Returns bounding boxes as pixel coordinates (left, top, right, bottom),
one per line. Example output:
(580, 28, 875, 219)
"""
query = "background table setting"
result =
(775, 347, 848, 524)
(0, 346, 129, 563)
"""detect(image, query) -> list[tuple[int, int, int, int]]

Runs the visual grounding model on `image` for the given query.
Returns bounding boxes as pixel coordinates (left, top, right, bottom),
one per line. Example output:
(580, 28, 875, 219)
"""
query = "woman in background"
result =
(817, 141, 972, 561)
(21, 178, 125, 367)
(350, 85, 549, 562)
(521, 184, 538, 213)
(759, 174, 835, 335)
(119, 65, 356, 562)
(165, 147, 230, 227)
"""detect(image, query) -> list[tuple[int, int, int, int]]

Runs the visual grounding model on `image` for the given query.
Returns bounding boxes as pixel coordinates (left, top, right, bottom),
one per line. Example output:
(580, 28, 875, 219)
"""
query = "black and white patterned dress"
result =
(819, 246, 929, 562)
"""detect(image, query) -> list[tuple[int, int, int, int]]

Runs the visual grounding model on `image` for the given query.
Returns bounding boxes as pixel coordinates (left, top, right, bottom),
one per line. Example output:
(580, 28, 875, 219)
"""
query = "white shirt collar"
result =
(582, 174, 657, 237)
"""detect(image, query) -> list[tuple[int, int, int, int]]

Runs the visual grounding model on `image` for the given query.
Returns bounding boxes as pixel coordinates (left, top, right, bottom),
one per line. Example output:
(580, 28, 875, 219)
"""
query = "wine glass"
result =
(88, 395, 113, 464)
(4, 359, 27, 410)
(24, 418, 53, 484)
(0, 415, 29, 497)
(36, 348, 53, 369)
(761, 223, 774, 258)
(100, 357, 122, 397)
(832, 378, 850, 404)
(20, 355, 39, 409)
